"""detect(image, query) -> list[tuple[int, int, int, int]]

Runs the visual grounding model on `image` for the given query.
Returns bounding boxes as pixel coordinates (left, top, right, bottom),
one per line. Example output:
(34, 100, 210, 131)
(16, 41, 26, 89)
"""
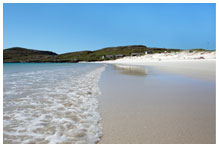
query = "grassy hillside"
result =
(56, 45, 182, 62)
(56, 45, 149, 62)
(3, 45, 210, 63)
(4, 47, 57, 62)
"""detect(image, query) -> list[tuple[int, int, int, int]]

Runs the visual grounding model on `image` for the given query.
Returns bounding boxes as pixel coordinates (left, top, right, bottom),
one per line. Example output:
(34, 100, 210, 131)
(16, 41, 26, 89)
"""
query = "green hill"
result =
(3, 45, 207, 63)
(55, 45, 181, 62)
(56, 45, 149, 62)
(4, 47, 57, 62)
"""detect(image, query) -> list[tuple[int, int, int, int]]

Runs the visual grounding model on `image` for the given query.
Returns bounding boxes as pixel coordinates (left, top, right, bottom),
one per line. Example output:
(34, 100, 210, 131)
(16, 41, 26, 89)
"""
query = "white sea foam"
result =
(3, 64, 106, 144)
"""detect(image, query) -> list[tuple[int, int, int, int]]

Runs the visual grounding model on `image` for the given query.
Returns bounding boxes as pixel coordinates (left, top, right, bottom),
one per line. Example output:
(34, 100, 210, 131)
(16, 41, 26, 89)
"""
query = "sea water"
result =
(3, 63, 105, 144)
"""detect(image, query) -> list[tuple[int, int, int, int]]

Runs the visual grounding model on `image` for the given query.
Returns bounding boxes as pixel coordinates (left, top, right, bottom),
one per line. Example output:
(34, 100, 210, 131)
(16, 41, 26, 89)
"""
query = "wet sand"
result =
(102, 60, 216, 81)
(98, 64, 216, 144)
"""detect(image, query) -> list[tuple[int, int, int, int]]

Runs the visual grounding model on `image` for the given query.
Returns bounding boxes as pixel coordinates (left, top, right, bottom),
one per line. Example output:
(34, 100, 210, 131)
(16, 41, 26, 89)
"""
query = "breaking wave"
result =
(3, 63, 105, 144)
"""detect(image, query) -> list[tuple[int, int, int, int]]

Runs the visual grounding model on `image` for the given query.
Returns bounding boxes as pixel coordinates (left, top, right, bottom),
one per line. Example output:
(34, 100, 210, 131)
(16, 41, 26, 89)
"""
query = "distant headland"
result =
(3, 45, 210, 63)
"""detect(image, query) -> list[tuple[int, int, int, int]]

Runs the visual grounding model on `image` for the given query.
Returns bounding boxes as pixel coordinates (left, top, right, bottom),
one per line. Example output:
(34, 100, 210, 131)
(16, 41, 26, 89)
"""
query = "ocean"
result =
(3, 63, 105, 144)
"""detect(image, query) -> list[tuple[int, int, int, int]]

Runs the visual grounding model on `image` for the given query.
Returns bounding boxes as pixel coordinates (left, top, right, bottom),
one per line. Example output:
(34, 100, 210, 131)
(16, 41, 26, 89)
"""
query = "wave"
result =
(3, 64, 106, 144)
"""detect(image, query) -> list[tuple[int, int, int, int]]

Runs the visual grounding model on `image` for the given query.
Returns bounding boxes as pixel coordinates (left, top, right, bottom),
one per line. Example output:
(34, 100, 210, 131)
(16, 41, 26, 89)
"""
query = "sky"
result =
(3, 3, 216, 54)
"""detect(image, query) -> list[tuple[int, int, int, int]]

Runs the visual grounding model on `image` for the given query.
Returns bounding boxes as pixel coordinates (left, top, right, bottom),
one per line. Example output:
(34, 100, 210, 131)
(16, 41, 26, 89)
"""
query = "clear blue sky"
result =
(3, 3, 216, 54)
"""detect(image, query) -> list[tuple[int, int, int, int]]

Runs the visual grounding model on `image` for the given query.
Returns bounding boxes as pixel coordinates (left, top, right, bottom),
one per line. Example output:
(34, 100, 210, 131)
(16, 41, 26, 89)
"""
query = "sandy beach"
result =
(100, 51, 216, 81)
(97, 51, 216, 144)
(3, 3, 216, 144)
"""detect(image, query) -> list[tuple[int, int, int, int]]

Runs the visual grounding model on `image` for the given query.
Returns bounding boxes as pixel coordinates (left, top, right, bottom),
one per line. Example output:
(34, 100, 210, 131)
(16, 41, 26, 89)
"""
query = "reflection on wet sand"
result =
(113, 64, 147, 76)
(99, 64, 216, 144)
